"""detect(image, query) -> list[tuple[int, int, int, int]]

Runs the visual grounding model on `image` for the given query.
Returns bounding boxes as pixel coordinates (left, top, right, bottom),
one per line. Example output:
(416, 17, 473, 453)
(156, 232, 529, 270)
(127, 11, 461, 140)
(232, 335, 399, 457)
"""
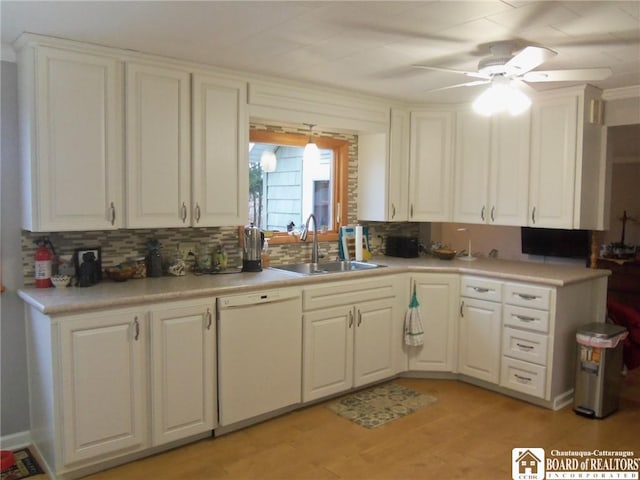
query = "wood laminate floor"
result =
(35, 369, 640, 479)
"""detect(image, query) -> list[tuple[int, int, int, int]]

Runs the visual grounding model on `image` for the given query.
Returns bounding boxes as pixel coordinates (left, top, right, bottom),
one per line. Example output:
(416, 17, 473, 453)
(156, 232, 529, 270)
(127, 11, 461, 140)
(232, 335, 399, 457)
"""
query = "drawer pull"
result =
(472, 287, 491, 293)
(516, 343, 534, 350)
(515, 314, 536, 322)
(133, 316, 140, 341)
(514, 374, 532, 383)
(516, 293, 538, 301)
(206, 308, 212, 330)
(348, 310, 354, 328)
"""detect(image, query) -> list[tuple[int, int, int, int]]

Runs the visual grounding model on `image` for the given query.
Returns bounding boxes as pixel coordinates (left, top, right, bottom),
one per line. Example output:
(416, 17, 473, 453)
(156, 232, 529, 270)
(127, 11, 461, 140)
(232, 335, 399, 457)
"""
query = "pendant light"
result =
(303, 123, 320, 163)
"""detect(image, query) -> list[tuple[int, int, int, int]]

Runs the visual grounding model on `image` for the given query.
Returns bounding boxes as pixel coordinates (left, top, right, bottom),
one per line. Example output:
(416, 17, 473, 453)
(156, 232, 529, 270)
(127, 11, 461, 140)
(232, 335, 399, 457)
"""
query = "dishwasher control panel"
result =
(217, 289, 300, 309)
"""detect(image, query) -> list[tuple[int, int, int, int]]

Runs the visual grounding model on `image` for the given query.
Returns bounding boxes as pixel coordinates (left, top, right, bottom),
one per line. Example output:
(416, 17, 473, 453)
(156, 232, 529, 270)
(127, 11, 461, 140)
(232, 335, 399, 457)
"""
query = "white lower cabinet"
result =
(56, 308, 148, 467)
(408, 274, 459, 372)
(302, 276, 402, 402)
(458, 297, 502, 384)
(149, 301, 216, 446)
(25, 299, 217, 478)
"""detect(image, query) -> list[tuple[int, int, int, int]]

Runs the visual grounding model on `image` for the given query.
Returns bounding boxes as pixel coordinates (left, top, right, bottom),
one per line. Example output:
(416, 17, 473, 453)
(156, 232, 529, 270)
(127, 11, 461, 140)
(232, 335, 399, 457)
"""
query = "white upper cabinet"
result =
(357, 108, 409, 222)
(192, 73, 248, 226)
(409, 110, 455, 221)
(125, 62, 191, 228)
(529, 85, 605, 229)
(454, 109, 530, 225)
(18, 45, 124, 231)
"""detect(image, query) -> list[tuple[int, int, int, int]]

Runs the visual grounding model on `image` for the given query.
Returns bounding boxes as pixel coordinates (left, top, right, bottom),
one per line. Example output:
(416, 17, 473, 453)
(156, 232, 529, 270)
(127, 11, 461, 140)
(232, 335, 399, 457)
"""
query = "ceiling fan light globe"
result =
(472, 85, 501, 116)
(507, 88, 532, 115)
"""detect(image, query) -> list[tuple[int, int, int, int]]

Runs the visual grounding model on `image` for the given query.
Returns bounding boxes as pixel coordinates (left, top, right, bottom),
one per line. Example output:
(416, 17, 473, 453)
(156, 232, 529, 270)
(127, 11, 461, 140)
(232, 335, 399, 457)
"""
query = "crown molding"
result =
(1, 43, 17, 62)
(603, 85, 640, 101)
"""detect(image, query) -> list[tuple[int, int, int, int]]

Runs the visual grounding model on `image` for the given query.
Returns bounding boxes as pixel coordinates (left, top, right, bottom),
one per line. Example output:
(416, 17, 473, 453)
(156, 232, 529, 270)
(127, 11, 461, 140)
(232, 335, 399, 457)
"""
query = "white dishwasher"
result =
(217, 288, 302, 427)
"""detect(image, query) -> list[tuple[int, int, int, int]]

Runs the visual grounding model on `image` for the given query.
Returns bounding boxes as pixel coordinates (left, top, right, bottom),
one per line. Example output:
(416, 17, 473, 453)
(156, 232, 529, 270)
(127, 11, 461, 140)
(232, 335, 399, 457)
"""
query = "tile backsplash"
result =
(21, 222, 418, 285)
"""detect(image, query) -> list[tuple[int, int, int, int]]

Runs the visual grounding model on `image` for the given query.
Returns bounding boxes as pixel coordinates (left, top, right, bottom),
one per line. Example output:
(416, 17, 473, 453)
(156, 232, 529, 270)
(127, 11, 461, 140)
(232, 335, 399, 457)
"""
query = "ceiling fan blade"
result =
(522, 68, 612, 82)
(505, 46, 557, 75)
(425, 80, 490, 93)
(413, 64, 490, 80)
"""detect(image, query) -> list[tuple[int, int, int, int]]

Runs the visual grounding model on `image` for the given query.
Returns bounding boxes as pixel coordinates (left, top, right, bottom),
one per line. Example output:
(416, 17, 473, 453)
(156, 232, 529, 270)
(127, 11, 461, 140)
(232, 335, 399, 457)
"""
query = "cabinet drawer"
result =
(503, 304, 550, 333)
(303, 276, 396, 311)
(500, 357, 546, 399)
(504, 283, 552, 310)
(460, 276, 502, 302)
(502, 327, 548, 366)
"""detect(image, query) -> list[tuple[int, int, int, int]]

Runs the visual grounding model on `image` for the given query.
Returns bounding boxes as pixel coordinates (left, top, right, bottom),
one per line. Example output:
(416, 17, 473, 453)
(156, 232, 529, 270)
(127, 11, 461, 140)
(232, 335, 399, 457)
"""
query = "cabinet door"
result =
(149, 302, 216, 446)
(529, 94, 578, 228)
(489, 113, 531, 226)
(409, 110, 454, 221)
(126, 62, 191, 227)
(354, 298, 395, 387)
(59, 310, 147, 464)
(302, 306, 354, 402)
(453, 110, 491, 224)
(409, 274, 459, 372)
(192, 74, 248, 226)
(27, 47, 123, 231)
(458, 298, 501, 384)
(388, 108, 410, 221)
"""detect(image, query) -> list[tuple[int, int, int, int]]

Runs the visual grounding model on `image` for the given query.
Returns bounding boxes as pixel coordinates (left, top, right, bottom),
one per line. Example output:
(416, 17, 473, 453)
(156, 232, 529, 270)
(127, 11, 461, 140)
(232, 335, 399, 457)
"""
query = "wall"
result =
(1, 61, 30, 437)
(602, 124, 640, 247)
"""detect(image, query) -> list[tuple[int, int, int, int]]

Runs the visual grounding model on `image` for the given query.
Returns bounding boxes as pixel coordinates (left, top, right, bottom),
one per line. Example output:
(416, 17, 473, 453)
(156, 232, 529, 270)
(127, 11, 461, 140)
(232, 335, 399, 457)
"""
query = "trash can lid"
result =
(577, 322, 628, 339)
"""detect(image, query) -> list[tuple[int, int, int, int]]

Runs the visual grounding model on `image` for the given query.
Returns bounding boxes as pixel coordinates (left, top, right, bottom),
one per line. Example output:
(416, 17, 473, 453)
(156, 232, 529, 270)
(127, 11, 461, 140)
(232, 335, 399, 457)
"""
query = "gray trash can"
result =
(574, 322, 628, 418)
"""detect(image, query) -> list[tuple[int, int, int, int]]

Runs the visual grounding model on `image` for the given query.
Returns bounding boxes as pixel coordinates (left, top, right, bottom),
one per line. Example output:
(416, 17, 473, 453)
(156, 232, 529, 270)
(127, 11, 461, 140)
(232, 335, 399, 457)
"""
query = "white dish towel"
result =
(404, 286, 424, 347)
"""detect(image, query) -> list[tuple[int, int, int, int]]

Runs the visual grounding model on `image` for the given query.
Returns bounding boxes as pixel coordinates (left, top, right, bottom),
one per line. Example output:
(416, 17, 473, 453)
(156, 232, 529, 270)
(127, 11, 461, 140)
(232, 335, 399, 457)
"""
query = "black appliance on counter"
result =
(385, 236, 420, 258)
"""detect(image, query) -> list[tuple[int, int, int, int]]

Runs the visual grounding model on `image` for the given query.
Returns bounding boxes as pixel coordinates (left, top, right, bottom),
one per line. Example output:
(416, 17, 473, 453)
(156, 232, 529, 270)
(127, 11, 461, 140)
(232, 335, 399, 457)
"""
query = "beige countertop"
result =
(18, 256, 610, 315)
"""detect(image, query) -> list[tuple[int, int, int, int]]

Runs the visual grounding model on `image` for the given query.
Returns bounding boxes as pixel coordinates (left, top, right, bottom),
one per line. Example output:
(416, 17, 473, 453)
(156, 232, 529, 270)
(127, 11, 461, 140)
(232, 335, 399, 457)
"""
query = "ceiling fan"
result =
(413, 42, 613, 94)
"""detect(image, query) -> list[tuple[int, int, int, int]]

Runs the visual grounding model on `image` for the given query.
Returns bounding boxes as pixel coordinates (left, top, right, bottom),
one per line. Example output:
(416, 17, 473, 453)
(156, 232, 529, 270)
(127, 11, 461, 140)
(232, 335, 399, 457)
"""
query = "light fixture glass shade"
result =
(260, 150, 277, 172)
(472, 78, 531, 116)
(303, 141, 320, 163)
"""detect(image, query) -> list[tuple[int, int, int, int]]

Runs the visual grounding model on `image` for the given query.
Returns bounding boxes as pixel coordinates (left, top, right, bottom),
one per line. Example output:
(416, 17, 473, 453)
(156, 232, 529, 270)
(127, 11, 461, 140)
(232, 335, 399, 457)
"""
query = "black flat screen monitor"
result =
(521, 227, 590, 259)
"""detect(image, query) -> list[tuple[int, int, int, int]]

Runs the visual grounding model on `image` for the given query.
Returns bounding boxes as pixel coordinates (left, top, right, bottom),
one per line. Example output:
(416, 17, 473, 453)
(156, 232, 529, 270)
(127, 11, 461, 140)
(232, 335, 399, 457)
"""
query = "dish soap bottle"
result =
(261, 238, 270, 268)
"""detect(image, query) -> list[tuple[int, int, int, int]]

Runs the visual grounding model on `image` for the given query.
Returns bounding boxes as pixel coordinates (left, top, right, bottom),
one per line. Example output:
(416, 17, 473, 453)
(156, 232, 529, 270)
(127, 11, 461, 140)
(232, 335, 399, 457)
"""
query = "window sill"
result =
(237, 227, 338, 246)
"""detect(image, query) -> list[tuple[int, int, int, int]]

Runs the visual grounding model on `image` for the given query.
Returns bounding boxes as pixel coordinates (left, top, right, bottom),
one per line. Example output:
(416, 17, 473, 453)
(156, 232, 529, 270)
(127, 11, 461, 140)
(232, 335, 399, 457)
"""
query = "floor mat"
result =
(325, 382, 437, 429)
(1, 448, 44, 480)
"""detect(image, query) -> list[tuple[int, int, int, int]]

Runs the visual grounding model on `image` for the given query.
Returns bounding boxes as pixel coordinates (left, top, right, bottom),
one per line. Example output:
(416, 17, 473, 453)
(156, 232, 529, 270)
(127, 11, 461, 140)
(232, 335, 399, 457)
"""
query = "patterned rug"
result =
(1, 448, 44, 480)
(325, 382, 437, 429)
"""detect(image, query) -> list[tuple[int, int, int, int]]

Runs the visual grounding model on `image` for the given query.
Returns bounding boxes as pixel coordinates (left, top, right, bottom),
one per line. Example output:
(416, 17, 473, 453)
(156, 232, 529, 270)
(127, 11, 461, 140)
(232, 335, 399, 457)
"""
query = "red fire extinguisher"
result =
(35, 238, 53, 288)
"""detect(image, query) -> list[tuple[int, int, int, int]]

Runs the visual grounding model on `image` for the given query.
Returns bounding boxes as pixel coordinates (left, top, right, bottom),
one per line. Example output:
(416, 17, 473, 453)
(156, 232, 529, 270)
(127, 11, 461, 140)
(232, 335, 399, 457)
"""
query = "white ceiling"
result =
(2, 1, 639, 103)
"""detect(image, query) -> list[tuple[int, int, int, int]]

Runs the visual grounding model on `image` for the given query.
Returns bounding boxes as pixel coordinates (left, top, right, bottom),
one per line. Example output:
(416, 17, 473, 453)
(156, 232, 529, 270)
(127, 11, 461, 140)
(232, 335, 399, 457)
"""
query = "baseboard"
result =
(0, 430, 31, 450)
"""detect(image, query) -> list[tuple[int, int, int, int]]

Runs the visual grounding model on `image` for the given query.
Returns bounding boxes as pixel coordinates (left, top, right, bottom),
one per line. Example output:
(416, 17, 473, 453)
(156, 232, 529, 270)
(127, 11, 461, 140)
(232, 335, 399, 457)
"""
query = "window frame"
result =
(248, 129, 349, 245)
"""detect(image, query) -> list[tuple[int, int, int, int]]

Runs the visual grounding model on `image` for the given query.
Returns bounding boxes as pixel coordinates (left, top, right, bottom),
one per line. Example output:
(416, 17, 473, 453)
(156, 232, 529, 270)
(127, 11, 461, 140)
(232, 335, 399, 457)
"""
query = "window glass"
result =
(248, 143, 334, 232)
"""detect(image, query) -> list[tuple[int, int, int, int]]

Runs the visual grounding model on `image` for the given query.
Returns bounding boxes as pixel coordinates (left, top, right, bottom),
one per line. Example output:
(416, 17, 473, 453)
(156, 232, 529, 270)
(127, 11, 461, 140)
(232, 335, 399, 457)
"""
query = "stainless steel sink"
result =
(271, 261, 386, 276)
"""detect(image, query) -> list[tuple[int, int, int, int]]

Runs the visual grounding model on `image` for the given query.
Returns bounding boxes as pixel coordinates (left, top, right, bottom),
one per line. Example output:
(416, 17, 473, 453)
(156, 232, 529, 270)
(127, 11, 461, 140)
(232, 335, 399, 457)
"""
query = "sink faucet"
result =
(301, 214, 320, 264)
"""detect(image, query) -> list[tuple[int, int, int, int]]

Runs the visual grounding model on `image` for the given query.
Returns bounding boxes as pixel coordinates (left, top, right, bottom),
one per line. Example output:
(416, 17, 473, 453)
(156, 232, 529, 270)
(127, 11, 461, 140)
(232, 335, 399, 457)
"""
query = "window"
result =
(249, 129, 348, 244)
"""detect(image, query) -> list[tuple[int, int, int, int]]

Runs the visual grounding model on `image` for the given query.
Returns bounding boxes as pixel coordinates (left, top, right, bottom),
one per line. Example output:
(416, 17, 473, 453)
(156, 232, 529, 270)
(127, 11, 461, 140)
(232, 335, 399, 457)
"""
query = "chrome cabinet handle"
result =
(531, 207, 536, 224)
(516, 343, 534, 350)
(357, 310, 362, 327)
(181, 202, 188, 223)
(515, 374, 532, 383)
(460, 301, 464, 317)
(410, 204, 414, 218)
(515, 314, 536, 322)
(472, 287, 490, 293)
(391, 203, 396, 219)
(516, 293, 538, 301)
(490, 206, 495, 222)
(110, 202, 116, 225)
(348, 310, 353, 328)
(195, 203, 201, 223)
(481, 205, 485, 221)
(133, 316, 140, 341)
(206, 308, 212, 330)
